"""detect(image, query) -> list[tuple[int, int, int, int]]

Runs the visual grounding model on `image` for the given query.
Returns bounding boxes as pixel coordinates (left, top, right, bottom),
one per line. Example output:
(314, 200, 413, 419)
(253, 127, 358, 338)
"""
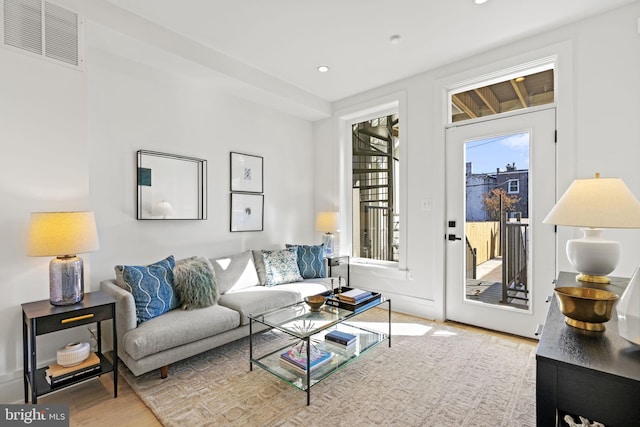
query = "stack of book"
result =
(280, 345, 333, 375)
(325, 330, 357, 350)
(337, 288, 373, 304)
(45, 352, 101, 386)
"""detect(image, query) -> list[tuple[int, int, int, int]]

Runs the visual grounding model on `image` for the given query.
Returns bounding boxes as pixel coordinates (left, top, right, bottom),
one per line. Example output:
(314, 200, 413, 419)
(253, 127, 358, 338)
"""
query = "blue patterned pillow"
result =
(286, 244, 326, 279)
(261, 248, 304, 286)
(116, 255, 179, 323)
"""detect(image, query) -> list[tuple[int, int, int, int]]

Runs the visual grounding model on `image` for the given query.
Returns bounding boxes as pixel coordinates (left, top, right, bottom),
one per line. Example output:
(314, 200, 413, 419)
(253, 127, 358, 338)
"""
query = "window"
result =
(450, 68, 554, 123)
(508, 179, 519, 194)
(352, 114, 399, 262)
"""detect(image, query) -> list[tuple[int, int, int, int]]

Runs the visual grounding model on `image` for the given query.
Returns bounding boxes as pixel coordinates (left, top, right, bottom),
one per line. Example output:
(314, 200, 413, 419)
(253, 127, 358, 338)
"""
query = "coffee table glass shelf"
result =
(249, 295, 390, 405)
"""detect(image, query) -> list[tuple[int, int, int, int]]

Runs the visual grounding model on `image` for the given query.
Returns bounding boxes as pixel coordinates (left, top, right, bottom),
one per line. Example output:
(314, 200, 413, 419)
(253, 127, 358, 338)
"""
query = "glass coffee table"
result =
(249, 295, 390, 405)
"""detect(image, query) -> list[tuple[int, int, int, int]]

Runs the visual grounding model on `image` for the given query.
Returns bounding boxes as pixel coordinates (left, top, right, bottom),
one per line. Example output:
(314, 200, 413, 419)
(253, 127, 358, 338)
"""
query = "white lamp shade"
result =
(543, 176, 640, 228)
(28, 211, 100, 257)
(316, 211, 339, 233)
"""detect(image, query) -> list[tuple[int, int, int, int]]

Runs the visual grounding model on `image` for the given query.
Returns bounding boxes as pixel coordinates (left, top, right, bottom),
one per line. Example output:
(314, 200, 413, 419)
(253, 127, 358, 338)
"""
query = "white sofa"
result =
(100, 249, 331, 378)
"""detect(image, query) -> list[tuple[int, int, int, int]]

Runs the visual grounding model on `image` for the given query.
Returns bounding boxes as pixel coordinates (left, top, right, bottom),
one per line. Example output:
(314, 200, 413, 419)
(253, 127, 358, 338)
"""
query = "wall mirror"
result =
(137, 150, 207, 220)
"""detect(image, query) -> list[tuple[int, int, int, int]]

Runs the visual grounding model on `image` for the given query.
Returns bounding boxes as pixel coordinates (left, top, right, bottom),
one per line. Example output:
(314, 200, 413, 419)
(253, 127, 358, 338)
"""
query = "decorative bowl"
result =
(57, 342, 91, 367)
(554, 286, 619, 331)
(304, 295, 326, 312)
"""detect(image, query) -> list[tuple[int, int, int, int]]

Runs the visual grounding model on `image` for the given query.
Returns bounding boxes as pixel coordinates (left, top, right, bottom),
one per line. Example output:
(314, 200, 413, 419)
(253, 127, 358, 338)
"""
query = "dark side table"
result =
(536, 272, 640, 426)
(326, 255, 349, 287)
(22, 291, 118, 403)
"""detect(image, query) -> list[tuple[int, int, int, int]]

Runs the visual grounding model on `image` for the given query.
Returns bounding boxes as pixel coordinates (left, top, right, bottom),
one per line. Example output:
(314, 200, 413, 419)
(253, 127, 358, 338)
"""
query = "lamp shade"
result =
(315, 211, 339, 233)
(28, 211, 100, 257)
(543, 175, 640, 228)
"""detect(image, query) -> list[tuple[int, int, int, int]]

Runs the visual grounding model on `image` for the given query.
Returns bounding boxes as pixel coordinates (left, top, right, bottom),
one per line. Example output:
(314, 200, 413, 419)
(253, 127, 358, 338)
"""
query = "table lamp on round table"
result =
(27, 211, 100, 305)
(543, 173, 640, 283)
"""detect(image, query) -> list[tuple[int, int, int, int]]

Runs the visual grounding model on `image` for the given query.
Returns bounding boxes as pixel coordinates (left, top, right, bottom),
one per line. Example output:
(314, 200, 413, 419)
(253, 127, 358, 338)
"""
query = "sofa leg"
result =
(160, 365, 168, 379)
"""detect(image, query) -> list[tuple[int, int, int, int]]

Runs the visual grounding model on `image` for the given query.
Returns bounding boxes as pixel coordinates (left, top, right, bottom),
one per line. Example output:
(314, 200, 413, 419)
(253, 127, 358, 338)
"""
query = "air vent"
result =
(2, 0, 82, 68)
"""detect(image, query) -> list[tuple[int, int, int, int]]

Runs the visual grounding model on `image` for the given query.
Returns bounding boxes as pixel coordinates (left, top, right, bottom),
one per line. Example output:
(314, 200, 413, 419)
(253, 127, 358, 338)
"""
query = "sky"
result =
(465, 132, 530, 174)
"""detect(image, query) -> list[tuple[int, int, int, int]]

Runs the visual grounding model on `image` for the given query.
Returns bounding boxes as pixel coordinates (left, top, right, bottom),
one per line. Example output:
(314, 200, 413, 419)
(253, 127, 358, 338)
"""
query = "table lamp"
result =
(543, 173, 640, 283)
(316, 211, 339, 256)
(153, 200, 174, 219)
(27, 211, 100, 305)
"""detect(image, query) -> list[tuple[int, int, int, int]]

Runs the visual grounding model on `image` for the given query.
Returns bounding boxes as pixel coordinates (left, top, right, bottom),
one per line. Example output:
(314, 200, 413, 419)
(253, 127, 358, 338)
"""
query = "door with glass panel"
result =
(445, 108, 556, 338)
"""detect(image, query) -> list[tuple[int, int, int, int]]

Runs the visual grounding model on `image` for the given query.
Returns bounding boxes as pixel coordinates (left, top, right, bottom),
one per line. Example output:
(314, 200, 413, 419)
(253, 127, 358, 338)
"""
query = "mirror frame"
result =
(137, 150, 207, 220)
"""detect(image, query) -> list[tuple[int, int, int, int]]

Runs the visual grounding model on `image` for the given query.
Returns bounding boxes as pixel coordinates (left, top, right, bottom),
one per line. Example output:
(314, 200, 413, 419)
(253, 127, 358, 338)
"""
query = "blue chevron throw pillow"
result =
(117, 255, 179, 323)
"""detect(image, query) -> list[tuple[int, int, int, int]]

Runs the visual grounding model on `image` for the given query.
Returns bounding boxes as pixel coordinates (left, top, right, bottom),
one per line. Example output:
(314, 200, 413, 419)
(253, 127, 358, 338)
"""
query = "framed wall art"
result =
(230, 152, 263, 193)
(137, 150, 207, 220)
(230, 193, 264, 232)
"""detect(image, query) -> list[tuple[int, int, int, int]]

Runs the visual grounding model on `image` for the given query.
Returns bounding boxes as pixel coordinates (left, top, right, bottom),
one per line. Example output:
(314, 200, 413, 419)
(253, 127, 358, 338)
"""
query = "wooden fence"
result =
(465, 221, 500, 264)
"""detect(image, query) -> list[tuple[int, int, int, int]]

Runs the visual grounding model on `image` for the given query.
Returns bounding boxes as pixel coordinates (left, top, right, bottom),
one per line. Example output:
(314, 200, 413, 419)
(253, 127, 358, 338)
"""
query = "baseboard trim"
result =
(0, 372, 25, 404)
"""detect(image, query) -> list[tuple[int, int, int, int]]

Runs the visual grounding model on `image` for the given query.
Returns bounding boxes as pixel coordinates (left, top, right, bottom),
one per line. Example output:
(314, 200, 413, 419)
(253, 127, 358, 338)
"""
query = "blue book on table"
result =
(338, 289, 373, 303)
(325, 330, 357, 345)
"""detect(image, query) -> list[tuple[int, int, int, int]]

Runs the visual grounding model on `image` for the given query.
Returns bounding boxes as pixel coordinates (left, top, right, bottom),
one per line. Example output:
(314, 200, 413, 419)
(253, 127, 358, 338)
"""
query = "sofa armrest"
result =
(100, 279, 137, 358)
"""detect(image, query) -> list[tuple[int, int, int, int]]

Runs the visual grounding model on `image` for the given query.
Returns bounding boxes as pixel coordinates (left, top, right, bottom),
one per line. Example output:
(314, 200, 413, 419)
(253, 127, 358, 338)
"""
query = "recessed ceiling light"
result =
(515, 76, 525, 83)
(474, 0, 488, 4)
(317, 65, 329, 73)
(390, 34, 401, 45)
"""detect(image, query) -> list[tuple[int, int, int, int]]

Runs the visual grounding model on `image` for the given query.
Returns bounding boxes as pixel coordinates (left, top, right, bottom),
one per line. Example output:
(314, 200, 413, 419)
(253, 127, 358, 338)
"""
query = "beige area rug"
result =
(119, 309, 536, 426)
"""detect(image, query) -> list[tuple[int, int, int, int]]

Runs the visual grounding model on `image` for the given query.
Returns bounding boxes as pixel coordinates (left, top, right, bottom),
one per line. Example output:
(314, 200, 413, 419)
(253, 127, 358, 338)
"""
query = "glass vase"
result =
(617, 266, 640, 346)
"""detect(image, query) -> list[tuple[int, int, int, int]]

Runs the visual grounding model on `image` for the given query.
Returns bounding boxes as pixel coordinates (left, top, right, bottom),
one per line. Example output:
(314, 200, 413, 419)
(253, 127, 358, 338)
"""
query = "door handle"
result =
(447, 234, 462, 241)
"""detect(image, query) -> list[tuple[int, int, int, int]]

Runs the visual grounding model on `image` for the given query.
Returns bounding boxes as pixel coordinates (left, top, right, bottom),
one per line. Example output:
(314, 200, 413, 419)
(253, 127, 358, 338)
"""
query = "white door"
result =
(445, 108, 556, 338)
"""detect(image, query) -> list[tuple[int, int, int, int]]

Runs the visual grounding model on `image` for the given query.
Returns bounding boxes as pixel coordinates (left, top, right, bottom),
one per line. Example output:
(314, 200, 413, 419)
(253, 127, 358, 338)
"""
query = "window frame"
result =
(337, 92, 407, 272)
(508, 179, 520, 194)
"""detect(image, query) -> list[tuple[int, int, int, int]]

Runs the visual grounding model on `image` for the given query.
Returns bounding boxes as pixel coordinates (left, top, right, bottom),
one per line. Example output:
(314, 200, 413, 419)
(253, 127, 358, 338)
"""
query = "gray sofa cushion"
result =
(210, 250, 260, 294)
(218, 288, 300, 325)
(123, 303, 240, 360)
(218, 279, 332, 325)
(252, 250, 267, 285)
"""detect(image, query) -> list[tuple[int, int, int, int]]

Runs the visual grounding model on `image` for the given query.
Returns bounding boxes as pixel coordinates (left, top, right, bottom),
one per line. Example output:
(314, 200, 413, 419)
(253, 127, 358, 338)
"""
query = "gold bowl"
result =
(554, 286, 619, 331)
(304, 295, 326, 312)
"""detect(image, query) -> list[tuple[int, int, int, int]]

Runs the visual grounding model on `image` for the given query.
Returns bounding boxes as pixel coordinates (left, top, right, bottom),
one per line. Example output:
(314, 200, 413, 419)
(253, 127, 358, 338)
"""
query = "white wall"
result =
(88, 48, 316, 282)
(314, 2, 640, 320)
(0, 24, 316, 403)
(0, 46, 89, 402)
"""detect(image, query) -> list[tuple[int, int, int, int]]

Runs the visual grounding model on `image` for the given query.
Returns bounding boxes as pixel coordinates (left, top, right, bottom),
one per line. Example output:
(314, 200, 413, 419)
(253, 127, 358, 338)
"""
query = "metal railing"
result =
(501, 215, 529, 304)
(466, 237, 477, 280)
(361, 205, 398, 261)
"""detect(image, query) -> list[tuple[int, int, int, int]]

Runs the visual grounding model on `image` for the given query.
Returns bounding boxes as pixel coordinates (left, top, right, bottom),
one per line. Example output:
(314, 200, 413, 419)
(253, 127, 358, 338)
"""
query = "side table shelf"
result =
(22, 291, 118, 404)
(326, 255, 349, 287)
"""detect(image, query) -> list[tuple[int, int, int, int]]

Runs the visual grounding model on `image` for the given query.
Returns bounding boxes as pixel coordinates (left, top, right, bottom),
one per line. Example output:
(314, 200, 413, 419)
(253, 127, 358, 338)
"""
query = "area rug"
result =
(119, 309, 536, 426)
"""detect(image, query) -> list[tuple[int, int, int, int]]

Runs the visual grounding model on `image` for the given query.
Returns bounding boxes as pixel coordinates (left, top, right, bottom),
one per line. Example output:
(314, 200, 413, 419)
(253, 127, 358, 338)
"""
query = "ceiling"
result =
(91, 0, 637, 118)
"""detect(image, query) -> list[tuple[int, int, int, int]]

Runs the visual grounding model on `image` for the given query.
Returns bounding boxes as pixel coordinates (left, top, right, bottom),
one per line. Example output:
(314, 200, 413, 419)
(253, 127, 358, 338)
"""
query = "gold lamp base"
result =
(576, 274, 610, 284)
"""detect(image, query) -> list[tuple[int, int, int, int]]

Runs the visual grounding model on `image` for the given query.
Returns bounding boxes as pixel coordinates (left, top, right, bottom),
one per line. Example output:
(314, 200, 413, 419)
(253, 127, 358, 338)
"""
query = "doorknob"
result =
(447, 234, 462, 241)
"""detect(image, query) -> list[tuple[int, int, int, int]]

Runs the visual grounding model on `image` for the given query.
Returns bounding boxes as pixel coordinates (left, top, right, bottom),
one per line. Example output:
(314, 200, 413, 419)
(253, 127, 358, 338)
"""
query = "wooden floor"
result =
(38, 321, 535, 426)
(38, 374, 161, 427)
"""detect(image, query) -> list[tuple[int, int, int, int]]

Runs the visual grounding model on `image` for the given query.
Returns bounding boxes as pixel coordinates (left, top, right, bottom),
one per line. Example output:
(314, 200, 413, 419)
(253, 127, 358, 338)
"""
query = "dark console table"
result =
(22, 291, 117, 404)
(536, 272, 640, 426)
